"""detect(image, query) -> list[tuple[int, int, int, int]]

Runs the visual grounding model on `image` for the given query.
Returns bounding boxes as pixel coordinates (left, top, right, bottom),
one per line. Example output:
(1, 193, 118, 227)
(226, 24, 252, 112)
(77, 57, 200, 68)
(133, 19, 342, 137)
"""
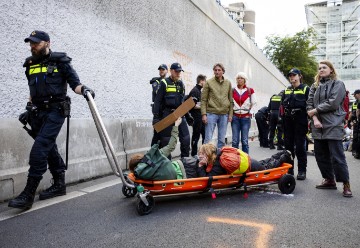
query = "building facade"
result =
(224, 2, 255, 40)
(305, 0, 360, 94)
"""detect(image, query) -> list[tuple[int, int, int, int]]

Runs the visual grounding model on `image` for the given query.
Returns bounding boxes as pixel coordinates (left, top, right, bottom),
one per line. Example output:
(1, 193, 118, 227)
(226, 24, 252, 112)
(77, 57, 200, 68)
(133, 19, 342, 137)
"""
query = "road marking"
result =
(80, 179, 120, 193)
(0, 179, 121, 222)
(207, 217, 274, 248)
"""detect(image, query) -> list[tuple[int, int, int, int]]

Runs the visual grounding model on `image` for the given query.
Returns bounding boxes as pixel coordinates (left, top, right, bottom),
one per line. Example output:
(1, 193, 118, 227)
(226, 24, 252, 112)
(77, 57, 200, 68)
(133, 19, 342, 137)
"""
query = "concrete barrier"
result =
(0, 118, 125, 202)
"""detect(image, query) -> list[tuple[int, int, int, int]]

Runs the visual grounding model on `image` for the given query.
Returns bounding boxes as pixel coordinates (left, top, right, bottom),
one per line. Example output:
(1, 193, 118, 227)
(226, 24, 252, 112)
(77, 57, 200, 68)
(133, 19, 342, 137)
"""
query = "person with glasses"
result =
(8, 30, 95, 210)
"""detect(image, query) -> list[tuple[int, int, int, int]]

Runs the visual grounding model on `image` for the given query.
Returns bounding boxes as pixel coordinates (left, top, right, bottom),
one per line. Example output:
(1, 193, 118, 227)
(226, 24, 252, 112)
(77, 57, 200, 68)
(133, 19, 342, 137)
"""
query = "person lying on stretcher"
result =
(129, 118, 293, 180)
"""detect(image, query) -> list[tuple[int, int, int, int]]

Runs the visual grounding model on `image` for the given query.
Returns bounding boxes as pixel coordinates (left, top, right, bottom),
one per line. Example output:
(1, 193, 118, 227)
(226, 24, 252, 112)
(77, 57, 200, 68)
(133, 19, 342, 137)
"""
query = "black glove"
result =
(19, 111, 30, 125)
(185, 114, 194, 126)
(81, 85, 95, 101)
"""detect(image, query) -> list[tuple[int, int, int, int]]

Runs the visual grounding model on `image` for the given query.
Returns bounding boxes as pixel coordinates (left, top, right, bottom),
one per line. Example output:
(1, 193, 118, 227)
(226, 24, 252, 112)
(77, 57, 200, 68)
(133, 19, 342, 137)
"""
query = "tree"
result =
(263, 28, 318, 86)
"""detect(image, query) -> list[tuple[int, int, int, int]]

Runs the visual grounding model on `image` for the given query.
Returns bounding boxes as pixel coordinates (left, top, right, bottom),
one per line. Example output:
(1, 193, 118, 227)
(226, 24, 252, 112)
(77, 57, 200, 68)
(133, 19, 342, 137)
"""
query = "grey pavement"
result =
(0, 140, 360, 248)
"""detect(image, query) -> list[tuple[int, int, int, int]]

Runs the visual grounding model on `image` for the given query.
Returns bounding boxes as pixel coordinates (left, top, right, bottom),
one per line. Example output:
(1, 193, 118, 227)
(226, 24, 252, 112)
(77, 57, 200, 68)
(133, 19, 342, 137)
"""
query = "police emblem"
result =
(31, 31, 36, 36)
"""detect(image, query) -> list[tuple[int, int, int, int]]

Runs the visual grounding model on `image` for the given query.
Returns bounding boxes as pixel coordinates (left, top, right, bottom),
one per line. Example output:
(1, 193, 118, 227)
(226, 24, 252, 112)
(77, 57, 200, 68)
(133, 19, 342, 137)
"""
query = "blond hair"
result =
(314, 60, 337, 87)
(198, 143, 217, 165)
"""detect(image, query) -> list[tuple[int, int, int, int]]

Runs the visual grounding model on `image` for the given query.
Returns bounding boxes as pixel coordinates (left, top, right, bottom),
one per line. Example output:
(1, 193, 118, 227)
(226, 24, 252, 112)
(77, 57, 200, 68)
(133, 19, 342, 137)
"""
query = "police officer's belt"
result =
(284, 108, 303, 116)
(34, 101, 63, 110)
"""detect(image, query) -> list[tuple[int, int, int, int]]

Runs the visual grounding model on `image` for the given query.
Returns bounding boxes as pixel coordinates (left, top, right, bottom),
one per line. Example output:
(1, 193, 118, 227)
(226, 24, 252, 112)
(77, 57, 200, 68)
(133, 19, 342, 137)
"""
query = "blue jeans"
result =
(231, 116, 251, 153)
(204, 113, 228, 149)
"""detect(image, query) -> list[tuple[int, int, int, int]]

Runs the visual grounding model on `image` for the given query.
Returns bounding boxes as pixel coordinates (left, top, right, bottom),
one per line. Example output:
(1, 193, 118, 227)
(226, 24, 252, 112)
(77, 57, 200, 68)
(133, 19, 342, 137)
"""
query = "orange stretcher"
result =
(86, 93, 295, 216)
(123, 163, 295, 215)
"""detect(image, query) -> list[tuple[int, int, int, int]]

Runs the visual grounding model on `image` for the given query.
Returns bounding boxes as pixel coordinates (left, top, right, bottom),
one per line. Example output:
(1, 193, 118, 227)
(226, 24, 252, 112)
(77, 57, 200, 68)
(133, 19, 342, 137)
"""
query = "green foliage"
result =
(263, 28, 318, 86)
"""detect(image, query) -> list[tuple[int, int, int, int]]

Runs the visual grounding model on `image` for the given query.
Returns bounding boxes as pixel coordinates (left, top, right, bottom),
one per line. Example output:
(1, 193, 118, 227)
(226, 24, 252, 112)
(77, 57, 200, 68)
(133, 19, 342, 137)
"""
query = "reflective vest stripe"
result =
(284, 85, 308, 95)
(232, 149, 250, 174)
(352, 102, 357, 110)
(29, 64, 58, 75)
(162, 79, 181, 93)
(271, 96, 282, 101)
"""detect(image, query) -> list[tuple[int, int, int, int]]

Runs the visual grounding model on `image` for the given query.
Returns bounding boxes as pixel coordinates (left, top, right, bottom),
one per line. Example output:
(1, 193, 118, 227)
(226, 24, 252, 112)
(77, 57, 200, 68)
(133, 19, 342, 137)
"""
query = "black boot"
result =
(8, 177, 41, 210)
(39, 172, 66, 200)
(269, 143, 275, 149)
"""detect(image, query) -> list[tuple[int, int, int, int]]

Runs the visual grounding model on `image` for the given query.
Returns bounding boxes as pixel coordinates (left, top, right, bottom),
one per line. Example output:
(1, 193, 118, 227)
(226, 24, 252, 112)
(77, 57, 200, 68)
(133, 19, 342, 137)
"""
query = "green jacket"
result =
(134, 126, 185, 180)
(201, 76, 233, 117)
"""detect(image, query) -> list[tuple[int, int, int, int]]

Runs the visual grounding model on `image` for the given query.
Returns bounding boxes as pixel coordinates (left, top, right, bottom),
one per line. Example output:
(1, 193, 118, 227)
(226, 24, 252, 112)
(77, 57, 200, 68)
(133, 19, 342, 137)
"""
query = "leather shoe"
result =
(269, 144, 275, 150)
(343, 182, 353, 197)
(316, 179, 337, 189)
(297, 171, 306, 180)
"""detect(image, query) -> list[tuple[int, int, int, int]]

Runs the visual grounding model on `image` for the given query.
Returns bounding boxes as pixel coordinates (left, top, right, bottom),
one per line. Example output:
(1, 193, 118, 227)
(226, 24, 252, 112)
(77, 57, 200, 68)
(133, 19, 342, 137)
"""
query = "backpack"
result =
(219, 147, 251, 174)
(134, 144, 177, 180)
(328, 82, 350, 120)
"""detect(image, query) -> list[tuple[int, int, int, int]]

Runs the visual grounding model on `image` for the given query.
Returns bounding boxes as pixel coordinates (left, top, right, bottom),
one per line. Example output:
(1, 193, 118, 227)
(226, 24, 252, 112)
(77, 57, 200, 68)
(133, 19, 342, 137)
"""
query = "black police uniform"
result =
(153, 77, 190, 157)
(188, 84, 205, 156)
(25, 51, 81, 178)
(268, 94, 284, 149)
(254, 106, 269, 147)
(351, 100, 360, 158)
(150, 76, 163, 146)
(281, 83, 309, 175)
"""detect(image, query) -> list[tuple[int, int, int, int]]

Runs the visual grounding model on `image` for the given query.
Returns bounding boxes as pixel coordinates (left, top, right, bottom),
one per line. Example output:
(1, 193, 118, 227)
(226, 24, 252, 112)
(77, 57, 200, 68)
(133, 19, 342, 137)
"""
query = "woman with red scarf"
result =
(232, 72, 256, 153)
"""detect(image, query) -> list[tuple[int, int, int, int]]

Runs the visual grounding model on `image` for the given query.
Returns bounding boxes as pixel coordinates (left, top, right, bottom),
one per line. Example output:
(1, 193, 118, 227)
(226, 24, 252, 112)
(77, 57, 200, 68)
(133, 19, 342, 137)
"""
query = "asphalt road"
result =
(1, 141, 360, 248)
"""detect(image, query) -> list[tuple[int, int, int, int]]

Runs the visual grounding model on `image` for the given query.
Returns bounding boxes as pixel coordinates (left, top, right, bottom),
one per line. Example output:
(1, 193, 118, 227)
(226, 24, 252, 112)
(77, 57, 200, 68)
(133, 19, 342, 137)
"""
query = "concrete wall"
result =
(0, 0, 286, 201)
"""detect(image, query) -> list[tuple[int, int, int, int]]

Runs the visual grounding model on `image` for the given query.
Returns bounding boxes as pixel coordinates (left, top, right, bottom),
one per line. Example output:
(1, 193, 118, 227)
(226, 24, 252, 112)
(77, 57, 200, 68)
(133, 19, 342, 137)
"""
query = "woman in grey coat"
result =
(307, 60, 352, 197)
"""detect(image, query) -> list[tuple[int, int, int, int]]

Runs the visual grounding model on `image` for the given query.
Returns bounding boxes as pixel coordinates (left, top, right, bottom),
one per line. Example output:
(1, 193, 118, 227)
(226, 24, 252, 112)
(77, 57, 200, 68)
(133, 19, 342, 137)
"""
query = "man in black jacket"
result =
(255, 106, 269, 148)
(8, 30, 95, 210)
(150, 64, 168, 146)
(188, 74, 206, 156)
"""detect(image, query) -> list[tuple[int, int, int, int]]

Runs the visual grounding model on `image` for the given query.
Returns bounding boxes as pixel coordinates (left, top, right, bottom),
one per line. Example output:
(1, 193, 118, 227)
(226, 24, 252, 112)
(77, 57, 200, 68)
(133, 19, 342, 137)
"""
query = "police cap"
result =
(353, 89, 360, 95)
(170, 62, 184, 72)
(24, 30, 50, 43)
(287, 68, 301, 77)
(158, 64, 168, 70)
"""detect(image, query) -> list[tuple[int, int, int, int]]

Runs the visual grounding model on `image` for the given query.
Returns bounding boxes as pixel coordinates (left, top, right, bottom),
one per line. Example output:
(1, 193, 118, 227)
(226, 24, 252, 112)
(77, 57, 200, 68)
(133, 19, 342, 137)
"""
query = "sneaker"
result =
(297, 171, 306, 180)
(315, 179, 337, 189)
(343, 182, 353, 197)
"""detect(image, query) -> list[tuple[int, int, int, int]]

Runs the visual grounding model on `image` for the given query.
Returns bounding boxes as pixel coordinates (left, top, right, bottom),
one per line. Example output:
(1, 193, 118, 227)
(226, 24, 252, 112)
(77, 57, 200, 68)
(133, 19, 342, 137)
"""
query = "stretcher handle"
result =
(86, 92, 135, 189)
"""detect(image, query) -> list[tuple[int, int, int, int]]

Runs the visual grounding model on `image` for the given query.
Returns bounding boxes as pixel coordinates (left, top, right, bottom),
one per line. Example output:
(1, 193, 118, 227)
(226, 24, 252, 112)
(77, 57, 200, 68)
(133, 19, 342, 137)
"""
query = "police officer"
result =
(254, 106, 269, 148)
(150, 64, 168, 146)
(281, 68, 309, 180)
(8, 30, 95, 210)
(268, 91, 284, 150)
(188, 74, 206, 156)
(350, 89, 360, 159)
(153, 62, 190, 157)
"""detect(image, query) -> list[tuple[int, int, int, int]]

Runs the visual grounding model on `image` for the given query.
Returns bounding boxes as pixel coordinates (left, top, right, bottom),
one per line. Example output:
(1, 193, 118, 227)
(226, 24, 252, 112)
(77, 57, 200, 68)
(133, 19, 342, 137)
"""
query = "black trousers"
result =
(157, 114, 190, 158)
(29, 109, 66, 179)
(191, 115, 205, 156)
(352, 122, 360, 155)
(314, 139, 349, 182)
(269, 111, 283, 147)
(255, 113, 269, 147)
(283, 115, 307, 172)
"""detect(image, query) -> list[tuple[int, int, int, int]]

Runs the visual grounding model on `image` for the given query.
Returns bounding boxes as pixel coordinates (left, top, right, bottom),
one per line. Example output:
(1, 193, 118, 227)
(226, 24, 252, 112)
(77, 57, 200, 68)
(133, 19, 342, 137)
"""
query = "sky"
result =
(221, 0, 318, 48)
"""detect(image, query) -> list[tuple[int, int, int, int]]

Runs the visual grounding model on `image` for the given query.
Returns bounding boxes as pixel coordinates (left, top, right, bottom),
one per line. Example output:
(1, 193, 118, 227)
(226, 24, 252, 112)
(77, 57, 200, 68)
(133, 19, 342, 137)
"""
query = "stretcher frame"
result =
(86, 93, 296, 216)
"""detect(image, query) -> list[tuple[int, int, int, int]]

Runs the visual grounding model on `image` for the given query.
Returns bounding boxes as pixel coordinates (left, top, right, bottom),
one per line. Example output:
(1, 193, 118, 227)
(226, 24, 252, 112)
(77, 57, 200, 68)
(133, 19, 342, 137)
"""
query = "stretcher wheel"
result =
(136, 195, 155, 216)
(122, 185, 137, 198)
(278, 174, 296, 194)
